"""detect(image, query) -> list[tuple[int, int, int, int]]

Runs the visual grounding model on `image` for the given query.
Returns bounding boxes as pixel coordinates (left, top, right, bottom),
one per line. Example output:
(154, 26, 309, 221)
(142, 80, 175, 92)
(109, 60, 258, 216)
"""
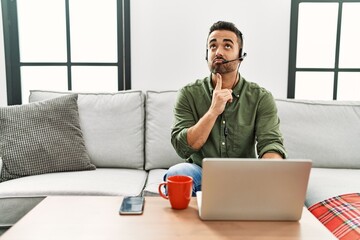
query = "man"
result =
(166, 21, 287, 195)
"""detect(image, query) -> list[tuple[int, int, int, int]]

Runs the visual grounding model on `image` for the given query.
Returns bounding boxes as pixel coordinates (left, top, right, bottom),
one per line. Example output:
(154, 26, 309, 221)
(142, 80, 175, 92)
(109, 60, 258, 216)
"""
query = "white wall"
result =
(0, 4, 7, 106)
(131, 0, 291, 98)
(0, 0, 291, 102)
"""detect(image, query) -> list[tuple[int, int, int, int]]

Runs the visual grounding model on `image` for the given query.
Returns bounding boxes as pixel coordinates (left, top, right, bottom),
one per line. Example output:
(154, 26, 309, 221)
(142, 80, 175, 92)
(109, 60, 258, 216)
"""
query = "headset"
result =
(206, 47, 246, 62)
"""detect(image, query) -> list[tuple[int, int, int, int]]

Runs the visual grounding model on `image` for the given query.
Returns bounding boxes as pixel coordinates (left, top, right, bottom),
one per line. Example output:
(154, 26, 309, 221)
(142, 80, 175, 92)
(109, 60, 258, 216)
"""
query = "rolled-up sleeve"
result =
(255, 92, 287, 158)
(171, 89, 198, 159)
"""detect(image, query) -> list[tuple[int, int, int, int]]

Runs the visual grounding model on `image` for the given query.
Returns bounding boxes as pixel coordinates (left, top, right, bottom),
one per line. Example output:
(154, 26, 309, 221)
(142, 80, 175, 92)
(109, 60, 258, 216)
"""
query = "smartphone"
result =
(119, 196, 145, 215)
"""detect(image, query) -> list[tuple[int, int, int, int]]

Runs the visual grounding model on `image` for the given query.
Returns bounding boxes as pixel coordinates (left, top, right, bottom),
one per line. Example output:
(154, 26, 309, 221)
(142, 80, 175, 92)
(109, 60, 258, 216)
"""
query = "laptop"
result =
(196, 158, 312, 221)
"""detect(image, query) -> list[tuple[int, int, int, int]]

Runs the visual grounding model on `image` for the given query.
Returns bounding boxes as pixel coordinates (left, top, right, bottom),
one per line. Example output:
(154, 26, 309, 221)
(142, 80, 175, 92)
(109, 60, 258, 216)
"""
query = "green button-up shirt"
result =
(171, 74, 287, 167)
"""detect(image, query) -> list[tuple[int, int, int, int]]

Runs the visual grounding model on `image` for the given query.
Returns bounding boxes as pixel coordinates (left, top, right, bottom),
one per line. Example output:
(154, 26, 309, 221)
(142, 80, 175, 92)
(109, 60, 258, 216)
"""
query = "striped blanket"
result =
(309, 193, 360, 240)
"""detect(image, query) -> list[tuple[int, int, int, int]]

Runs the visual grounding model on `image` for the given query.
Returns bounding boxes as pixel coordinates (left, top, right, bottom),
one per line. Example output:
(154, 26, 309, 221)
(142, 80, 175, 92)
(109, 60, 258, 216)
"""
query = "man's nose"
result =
(214, 53, 224, 60)
(215, 48, 224, 58)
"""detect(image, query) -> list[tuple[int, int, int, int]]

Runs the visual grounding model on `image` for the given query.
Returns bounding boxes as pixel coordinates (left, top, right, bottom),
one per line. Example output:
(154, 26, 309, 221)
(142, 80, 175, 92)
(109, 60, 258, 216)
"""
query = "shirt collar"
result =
(207, 73, 244, 99)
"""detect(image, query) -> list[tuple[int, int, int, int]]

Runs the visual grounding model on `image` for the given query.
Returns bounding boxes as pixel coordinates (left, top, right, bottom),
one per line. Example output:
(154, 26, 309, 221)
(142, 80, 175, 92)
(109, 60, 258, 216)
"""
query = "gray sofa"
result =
(276, 99, 360, 207)
(0, 90, 359, 234)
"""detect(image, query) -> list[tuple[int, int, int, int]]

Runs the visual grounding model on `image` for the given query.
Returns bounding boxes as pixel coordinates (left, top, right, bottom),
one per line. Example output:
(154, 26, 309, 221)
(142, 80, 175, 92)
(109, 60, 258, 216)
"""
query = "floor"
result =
(0, 227, 9, 236)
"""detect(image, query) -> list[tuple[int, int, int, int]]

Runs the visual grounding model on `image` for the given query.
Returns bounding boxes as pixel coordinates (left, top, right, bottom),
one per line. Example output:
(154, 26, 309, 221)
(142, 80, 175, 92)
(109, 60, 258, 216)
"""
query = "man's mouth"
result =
(213, 58, 226, 64)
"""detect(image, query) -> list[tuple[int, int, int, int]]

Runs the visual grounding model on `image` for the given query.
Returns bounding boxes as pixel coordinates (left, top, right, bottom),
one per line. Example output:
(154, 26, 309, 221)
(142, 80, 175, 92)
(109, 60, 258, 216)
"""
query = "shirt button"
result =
(222, 142, 225, 146)
(222, 121, 225, 124)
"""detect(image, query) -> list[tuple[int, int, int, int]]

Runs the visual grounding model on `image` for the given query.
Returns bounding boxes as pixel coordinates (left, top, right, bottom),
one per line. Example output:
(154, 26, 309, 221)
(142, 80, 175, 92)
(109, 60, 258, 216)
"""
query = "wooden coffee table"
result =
(0, 196, 335, 240)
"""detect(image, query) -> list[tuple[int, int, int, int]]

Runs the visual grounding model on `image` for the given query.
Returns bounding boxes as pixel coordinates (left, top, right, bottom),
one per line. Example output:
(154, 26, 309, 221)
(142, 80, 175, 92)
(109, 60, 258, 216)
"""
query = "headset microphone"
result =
(222, 52, 247, 64)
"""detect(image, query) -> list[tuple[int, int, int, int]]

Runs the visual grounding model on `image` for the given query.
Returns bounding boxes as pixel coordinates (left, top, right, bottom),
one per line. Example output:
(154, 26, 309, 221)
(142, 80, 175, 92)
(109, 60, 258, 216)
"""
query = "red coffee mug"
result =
(158, 175, 193, 210)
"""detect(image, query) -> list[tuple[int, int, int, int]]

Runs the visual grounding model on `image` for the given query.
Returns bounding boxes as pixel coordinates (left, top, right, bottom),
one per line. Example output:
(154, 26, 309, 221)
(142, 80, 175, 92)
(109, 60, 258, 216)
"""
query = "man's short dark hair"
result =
(208, 21, 243, 49)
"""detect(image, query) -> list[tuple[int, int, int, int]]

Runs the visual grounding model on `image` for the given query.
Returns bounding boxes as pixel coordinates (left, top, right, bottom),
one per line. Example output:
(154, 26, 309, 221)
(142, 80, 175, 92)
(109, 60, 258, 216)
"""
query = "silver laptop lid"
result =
(199, 158, 312, 221)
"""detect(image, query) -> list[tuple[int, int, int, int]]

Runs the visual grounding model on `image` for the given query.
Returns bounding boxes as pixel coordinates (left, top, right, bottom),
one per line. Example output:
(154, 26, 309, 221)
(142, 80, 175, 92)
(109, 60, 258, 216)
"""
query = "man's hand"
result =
(210, 73, 233, 116)
(186, 73, 233, 150)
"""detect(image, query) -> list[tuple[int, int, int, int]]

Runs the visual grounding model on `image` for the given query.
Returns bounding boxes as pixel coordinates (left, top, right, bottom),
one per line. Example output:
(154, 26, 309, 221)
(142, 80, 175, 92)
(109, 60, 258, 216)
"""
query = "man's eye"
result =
(225, 45, 232, 49)
(209, 45, 217, 49)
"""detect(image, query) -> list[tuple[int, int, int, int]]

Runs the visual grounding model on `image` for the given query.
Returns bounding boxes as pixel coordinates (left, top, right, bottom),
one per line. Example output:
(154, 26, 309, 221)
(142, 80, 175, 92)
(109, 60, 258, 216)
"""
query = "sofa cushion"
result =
(0, 168, 148, 226)
(145, 91, 183, 170)
(143, 168, 167, 196)
(305, 168, 360, 207)
(276, 99, 360, 168)
(0, 94, 95, 183)
(29, 90, 145, 169)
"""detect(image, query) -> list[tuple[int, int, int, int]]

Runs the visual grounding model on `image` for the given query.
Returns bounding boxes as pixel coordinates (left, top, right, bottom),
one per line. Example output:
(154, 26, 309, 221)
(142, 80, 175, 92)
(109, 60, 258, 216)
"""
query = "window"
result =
(288, 0, 360, 100)
(1, 0, 131, 105)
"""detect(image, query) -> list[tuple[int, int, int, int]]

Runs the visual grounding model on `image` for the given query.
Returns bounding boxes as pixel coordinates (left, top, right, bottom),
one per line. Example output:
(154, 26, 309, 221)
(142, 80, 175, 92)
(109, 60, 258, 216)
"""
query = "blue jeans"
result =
(163, 162, 202, 196)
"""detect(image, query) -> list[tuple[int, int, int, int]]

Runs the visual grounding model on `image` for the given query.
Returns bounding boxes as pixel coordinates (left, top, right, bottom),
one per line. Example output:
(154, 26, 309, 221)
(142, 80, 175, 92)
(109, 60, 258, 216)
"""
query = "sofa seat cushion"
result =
(306, 168, 360, 207)
(0, 168, 147, 226)
(143, 169, 167, 196)
(29, 90, 145, 169)
(309, 193, 360, 240)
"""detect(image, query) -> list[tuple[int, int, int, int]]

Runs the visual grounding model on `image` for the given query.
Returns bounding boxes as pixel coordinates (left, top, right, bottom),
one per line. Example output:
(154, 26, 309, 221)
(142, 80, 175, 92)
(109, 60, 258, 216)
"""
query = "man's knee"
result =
(164, 163, 202, 183)
(164, 162, 202, 196)
(166, 163, 192, 177)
